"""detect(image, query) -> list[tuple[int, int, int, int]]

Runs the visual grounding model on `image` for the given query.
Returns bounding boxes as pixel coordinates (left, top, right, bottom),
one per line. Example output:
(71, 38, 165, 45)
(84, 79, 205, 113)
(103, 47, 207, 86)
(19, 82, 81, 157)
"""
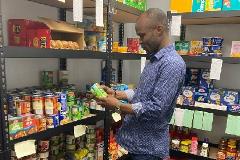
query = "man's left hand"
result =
(97, 95, 119, 110)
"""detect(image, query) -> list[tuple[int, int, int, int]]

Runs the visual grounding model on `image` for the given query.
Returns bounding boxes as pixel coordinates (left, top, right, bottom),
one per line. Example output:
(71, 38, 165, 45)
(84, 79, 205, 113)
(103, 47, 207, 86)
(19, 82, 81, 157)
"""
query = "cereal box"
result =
(192, 0, 206, 12)
(189, 41, 203, 56)
(208, 89, 222, 105)
(230, 41, 240, 57)
(182, 86, 195, 106)
(9, 116, 24, 140)
(205, 0, 222, 11)
(199, 69, 214, 89)
(194, 88, 208, 103)
(221, 91, 238, 106)
(185, 68, 200, 86)
(227, 105, 240, 112)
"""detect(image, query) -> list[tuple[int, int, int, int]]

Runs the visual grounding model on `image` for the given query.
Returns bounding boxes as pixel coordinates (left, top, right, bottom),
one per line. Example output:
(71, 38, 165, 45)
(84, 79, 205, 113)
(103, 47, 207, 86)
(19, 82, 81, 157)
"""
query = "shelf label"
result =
(210, 58, 223, 80)
(140, 57, 146, 73)
(74, 125, 86, 138)
(14, 140, 36, 158)
(73, 0, 83, 22)
(171, 15, 182, 36)
(96, 0, 104, 27)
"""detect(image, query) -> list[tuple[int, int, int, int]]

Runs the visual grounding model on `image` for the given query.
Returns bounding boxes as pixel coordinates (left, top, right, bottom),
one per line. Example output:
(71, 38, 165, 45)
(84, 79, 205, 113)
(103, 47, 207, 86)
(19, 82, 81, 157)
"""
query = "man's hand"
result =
(100, 85, 115, 96)
(97, 95, 119, 110)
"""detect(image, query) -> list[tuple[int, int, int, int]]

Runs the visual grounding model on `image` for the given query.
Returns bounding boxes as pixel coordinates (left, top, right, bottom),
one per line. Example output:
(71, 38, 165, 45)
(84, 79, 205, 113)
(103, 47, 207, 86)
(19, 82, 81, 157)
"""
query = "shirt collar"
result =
(150, 44, 175, 63)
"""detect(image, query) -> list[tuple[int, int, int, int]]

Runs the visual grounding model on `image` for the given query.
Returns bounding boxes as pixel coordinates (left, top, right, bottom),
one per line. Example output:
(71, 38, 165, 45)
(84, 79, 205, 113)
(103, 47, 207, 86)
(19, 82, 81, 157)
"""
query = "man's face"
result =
(135, 16, 162, 54)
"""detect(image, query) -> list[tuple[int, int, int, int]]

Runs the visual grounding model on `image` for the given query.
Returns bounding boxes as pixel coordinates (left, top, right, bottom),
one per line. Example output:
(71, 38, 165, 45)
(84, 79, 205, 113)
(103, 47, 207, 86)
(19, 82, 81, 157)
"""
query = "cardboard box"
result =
(28, 29, 51, 48)
(231, 41, 240, 57)
(9, 116, 24, 140)
(170, 0, 193, 13)
(222, 0, 240, 11)
(205, 0, 222, 11)
(39, 17, 84, 50)
(192, 0, 206, 12)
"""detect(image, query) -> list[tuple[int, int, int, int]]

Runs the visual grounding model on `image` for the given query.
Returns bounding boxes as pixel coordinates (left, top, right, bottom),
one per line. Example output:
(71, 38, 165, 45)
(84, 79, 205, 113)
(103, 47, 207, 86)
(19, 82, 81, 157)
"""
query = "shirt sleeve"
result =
(124, 89, 135, 102)
(131, 61, 185, 121)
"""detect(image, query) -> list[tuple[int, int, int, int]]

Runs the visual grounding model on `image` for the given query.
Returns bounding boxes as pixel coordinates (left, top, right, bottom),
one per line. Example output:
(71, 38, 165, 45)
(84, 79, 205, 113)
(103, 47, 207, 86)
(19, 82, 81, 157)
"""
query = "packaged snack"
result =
(185, 68, 200, 86)
(175, 41, 190, 55)
(212, 37, 223, 46)
(208, 89, 222, 105)
(227, 105, 240, 112)
(192, 0, 206, 12)
(47, 114, 59, 128)
(230, 41, 240, 57)
(189, 41, 203, 56)
(194, 88, 208, 103)
(203, 37, 213, 46)
(35, 115, 47, 132)
(205, 0, 222, 11)
(221, 91, 238, 106)
(182, 86, 195, 106)
(9, 116, 24, 140)
(22, 114, 37, 135)
(199, 69, 214, 89)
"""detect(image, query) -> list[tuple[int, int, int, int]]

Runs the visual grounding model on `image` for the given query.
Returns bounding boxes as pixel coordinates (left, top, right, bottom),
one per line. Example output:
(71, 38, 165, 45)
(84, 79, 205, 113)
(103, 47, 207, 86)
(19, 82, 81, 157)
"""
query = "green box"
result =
(222, 0, 240, 11)
(192, 0, 206, 12)
(175, 41, 190, 55)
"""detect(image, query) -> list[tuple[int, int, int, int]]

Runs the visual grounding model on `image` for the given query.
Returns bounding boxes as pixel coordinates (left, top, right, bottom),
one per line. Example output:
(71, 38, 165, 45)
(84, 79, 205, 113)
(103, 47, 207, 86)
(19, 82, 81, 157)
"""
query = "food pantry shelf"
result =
(10, 110, 105, 145)
(170, 149, 216, 160)
(171, 11, 240, 25)
(28, 0, 142, 23)
(181, 55, 240, 64)
(176, 104, 240, 117)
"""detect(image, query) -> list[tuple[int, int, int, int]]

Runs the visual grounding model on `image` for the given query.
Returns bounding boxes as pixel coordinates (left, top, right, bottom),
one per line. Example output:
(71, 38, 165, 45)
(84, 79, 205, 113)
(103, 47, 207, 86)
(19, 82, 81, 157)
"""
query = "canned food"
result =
(32, 94, 44, 115)
(50, 136, 60, 146)
(39, 152, 49, 158)
(66, 135, 75, 145)
(66, 144, 76, 151)
(22, 94, 32, 102)
(16, 100, 31, 115)
(60, 93, 67, 112)
(50, 145, 59, 156)
(45, 95, 54, 115)
(86, 133, 96, 139)
(38, 140, 49, 152)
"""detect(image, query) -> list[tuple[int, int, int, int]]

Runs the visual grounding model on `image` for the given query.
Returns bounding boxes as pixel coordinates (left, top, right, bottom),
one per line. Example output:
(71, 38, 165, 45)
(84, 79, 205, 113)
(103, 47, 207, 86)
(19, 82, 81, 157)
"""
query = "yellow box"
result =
(170, 0, 193, 13)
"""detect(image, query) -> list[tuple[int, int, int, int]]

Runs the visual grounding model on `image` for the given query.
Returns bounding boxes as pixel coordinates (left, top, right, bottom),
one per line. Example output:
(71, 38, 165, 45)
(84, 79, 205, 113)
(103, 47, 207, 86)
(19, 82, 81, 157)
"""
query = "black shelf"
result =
(170, 149, 216, 160)
(171, 11, 240, 25)
(10, 110, 105, 145)
(112, 52, 147, 60)
(181, 55, 240, 64)
(176, 104, 240, 117)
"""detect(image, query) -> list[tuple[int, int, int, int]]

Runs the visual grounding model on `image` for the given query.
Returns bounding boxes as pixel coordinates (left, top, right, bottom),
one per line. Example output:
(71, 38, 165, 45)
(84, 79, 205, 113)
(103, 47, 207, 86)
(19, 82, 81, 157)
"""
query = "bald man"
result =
(98, 8, 186, 160)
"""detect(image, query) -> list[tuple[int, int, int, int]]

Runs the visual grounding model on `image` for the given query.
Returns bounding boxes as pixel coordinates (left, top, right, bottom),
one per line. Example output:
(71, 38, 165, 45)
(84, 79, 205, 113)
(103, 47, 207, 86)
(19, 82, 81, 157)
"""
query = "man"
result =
(98, 8, 186, 160)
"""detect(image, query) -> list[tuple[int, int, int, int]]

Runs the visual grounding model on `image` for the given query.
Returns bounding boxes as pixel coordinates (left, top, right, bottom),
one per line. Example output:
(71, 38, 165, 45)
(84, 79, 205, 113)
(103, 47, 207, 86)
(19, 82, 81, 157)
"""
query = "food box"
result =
(170, 0, 193, 13)
(205, 0, 222, 11)
(192, 0, 206, 12)
(222, 0, 240, 11)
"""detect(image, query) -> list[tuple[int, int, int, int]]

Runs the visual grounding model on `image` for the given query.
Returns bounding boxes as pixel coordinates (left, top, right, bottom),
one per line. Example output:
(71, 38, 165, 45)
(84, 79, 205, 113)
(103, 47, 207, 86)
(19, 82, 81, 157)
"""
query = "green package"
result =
(175, 41, 190, 55)
(205, 0, 222, 11)
(202, 112, 214, 131)
(183, 109, 194, 128)
(192, 0, 206, 12)
(90, 83, 108, 98)
(193, 111, 204, 130)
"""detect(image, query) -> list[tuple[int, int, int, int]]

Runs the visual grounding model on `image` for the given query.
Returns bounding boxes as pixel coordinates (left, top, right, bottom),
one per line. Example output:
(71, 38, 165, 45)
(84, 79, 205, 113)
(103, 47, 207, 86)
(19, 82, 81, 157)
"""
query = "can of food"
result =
(202, 37, 212, 46)
(59, 112, 69, 125)
(50, 145, 60, 156)
(53, 95, 59, 114)
(22, 94, 32, 102)
(50, 136, 60, 146)
(87, 138, 96, 144)
(38, 140, 49, 152)
(45, 94, 54, 115)
(86, 143, 95, 149)
(66, 144, 76, 151)
(66, 135, 75, 145)
(59, 133, 65, 142)
(32, 94, 44, 115)
(39, 151, 49, 158)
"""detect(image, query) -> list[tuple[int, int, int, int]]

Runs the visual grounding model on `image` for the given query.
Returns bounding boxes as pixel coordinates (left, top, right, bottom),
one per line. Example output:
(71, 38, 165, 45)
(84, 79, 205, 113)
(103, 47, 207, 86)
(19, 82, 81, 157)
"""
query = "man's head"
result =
(135, 8, 169, 55)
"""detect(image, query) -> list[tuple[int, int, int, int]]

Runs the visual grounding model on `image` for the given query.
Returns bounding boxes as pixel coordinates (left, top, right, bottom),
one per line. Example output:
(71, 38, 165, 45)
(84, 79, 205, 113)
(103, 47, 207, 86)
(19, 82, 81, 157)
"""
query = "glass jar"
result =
(200, 143, 209, 157)
(226, 145, 237, 160)
(180, 141, 190, 153)
(171, 139, 180, 150)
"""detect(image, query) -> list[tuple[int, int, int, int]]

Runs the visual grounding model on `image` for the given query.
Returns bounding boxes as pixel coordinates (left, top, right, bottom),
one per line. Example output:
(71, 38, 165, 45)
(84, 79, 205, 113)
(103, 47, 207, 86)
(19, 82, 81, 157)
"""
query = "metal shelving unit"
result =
(0, 0, 142, 159)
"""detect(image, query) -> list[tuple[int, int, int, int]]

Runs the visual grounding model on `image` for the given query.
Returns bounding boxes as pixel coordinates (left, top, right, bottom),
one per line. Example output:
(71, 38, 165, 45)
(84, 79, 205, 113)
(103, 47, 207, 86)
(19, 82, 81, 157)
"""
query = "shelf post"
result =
(118, 23, 124, 83)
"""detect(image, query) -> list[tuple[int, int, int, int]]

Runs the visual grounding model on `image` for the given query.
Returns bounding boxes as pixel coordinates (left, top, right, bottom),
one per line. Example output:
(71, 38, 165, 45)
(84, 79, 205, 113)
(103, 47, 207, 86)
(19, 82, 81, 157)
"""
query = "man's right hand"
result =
(100, 85, 115, 95)
(100, 85, 128, 100)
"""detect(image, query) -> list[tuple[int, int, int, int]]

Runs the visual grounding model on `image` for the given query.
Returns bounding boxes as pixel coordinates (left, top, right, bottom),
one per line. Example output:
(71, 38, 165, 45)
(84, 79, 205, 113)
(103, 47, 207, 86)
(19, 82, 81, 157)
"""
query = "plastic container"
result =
(190, 137, 198, 155)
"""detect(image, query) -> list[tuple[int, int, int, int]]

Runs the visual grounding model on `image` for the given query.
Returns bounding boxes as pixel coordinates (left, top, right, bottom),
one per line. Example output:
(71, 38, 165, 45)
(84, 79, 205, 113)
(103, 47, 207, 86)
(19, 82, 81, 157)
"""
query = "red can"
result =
(38, 140, 49, 152)
(16, 100, 31, 115)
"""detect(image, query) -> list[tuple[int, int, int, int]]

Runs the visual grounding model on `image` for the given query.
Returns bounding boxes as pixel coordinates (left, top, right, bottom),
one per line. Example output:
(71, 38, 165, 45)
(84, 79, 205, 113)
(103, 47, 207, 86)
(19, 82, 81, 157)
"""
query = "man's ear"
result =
(156, 25, 164, 35)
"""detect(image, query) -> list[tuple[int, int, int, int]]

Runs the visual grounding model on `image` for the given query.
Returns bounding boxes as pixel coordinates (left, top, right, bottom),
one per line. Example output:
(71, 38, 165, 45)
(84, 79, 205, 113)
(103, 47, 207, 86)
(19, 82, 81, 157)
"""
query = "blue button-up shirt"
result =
(116, 44, 186, 158)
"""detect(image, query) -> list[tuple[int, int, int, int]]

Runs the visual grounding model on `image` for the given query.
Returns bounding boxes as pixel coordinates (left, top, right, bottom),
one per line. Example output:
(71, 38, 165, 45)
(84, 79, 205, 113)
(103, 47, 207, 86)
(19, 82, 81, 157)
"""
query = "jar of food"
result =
(180, 141, 190, 153)
(226, 145, 237, 160)
(171, 139, 180, 150)
(200, 143, 209, 157)
(217, 147, 227, 160)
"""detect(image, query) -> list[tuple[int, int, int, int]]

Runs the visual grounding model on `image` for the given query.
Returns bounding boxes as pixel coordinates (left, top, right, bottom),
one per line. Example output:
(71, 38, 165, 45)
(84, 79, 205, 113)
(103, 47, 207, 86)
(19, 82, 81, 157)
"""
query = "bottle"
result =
(236, 142, 240, 160)
(226, 145, 237, 160)
(200, 143, 209, 157)
(190, 137, 198, 155)
(217, 139, 227, 160)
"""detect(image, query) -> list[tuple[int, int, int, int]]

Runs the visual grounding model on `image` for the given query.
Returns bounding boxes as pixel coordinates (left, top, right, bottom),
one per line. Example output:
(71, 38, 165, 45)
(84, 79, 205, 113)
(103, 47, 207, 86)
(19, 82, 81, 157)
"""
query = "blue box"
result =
(192, 0, 206, 12)
(185, 68, 200, 86)
(194, 88, 208, 103)
(199, 69, 214, 89)
(227, 105, 240, 112)
(208, 89, 222, 105)
(221, 91, 238, 106)
(182, 86, 195, 106)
